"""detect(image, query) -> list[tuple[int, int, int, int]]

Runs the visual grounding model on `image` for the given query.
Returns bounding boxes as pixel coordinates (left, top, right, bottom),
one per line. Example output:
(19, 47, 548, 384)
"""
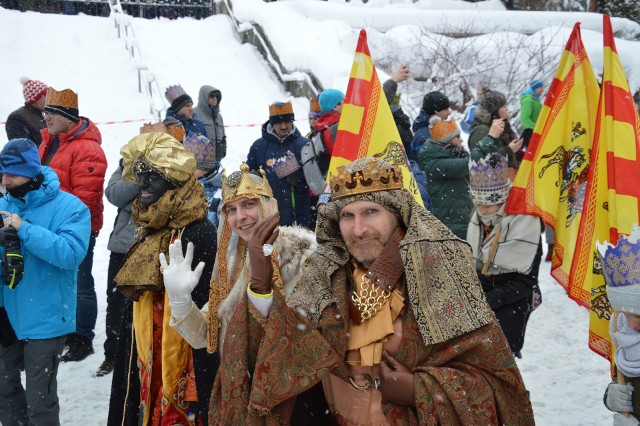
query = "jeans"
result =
(104, 251, 126, 358)
(76, 235, 97, 341)
(0, 336, 66, 426)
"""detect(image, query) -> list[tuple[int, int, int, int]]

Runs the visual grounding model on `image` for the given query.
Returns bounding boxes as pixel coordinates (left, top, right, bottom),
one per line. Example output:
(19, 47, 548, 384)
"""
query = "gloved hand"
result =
(379, 350, 415, 407)
(248, 213, 280, 295)
(159, 240, 204, 320)
(607, 382, 634, 413)
(614, 413, 640, 426)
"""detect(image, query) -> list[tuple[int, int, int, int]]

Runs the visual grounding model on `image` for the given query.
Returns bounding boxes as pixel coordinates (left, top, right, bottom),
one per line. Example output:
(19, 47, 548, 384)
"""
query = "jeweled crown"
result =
(597, 225, 640, 289)
(272, 151, 300, 178)
(222, 163, 273, 202)
(330, 157, 403, 200)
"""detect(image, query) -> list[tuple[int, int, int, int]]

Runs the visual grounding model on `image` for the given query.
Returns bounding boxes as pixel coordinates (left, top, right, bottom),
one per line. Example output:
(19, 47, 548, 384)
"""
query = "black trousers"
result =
(104, 251, 127, 358)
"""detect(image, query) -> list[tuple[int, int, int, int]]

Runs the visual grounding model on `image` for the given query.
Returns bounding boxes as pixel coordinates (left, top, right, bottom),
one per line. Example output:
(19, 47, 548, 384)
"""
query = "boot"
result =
(95, 357, 115, 377)
(545, 244, 554, 262)
(61, 335, 94, 362)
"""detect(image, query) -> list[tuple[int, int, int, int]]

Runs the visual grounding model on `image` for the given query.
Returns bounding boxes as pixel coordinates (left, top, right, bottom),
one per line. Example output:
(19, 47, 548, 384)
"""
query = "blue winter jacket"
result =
(410, 109, 432, 158)
(166, 108, 208, 138)
(0, 167, 91, 340)
(247, 122, 311, 228)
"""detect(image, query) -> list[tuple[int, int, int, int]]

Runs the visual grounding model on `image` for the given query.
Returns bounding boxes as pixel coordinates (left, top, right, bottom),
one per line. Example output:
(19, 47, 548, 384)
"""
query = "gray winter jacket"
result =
(105, 163, 138, 254)
(194, 85, 227, 162)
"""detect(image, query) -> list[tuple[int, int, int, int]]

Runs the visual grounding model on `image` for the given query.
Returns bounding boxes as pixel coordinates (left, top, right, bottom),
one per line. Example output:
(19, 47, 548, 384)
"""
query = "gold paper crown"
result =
(45, 87, 78, 109)
(330, 158, 403, 200)
(269, 101, 293, 117)
(309, 97, 321, 113)
(140, 122, 167, 134)
(430, 118, 459, 141)
(222, 163, 273, 203)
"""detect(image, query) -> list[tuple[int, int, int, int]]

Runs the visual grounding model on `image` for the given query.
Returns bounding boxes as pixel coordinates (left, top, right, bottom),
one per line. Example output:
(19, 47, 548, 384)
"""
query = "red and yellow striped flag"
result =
(326, 29, 423, 205)
(505, 23, 600, 304)
(575, 15, 640, 361)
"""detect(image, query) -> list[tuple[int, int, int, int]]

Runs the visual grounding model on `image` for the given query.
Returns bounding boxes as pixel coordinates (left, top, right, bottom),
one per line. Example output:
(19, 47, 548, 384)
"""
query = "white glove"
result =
(614, 413, 640, 426)
(159, 240, 204, 320)
(607, 382, 634, 413)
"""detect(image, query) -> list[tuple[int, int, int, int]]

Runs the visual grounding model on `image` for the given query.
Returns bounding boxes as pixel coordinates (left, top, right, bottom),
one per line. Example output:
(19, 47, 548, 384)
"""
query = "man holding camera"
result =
(0, 138, 91, 426)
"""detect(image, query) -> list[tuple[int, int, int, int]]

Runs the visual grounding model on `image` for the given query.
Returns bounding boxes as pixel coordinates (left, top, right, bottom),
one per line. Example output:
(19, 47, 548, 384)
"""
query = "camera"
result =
(0, 227, 24, 289)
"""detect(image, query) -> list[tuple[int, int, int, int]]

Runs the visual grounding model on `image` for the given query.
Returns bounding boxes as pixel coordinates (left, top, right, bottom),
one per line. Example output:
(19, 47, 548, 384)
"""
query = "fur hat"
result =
(183, 133, 216, 172)
(529, 80, 544, 91)
(480, 89, 507, 115)
(429, 116, 460, 144)
(269, 101, 295, 125)
(43, 87, 79, 122)
(422, 91, 449, 116)
(20, 77, 48, 105)
(469, 153, 511, 206)
(319, 89, 344, 113)
(165, 84, 193, 114)
(597, 225, 640, 314)
(309, 97, 321, 119)
(0, 138, 41, 179)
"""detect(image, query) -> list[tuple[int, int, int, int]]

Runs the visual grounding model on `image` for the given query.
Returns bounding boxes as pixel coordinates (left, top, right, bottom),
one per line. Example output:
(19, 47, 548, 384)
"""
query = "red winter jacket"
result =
(314, 111, 341, 156)
(39, 117, 107, 234)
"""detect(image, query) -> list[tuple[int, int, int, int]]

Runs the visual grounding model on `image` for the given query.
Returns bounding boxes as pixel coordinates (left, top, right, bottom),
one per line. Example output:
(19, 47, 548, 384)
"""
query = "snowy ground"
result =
(0, 2, 625, 424)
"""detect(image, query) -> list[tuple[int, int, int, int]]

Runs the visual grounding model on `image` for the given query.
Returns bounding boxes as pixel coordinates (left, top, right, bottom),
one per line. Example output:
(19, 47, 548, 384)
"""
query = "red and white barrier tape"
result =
(0, 117, 310, 127)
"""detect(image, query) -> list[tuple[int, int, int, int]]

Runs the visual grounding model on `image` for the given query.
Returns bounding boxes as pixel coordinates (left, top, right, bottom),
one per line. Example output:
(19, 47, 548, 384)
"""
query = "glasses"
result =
(41, 111, 56, 118)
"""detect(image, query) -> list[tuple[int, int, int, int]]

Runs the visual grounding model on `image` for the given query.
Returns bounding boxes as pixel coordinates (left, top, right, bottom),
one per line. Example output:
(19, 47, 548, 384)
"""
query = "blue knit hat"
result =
(530, 80, 544, 91)
(0, 139, 41, 179)
(319, 89, 345, 113)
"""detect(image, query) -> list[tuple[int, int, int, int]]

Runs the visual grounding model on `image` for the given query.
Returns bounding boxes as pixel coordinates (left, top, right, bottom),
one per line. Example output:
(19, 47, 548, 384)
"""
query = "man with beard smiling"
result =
(108, 132, 217, 426)
(162, 156, 535, 424)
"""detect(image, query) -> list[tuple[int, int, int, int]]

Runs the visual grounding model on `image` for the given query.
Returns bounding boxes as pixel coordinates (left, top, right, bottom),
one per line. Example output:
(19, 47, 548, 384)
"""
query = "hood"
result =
(472, 106, 492, 126)
(6, 166, 61, 207)
(61, 117, 102, 145)
(197, 85, 221, 108)
(412, 109, 429, 133)
(520, 88, 539, 101)
(261, 120, 301, 142)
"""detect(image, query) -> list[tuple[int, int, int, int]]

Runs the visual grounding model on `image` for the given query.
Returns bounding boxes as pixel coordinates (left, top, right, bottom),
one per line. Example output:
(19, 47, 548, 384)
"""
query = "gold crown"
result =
(310, 97, 321, 113)
(222, 163, 274, 203)
(330, 158, 403, 200)
(45, 87, 78, 109)
(430, 118, 459, 141)
(269, 101, 293, 117)
(140, 122, 167, 134)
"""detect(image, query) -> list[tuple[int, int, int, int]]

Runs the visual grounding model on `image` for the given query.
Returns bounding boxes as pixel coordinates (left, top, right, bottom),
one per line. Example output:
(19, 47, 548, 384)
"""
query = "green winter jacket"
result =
(519, 93, 542, 131)
(417, 141, 473, 239)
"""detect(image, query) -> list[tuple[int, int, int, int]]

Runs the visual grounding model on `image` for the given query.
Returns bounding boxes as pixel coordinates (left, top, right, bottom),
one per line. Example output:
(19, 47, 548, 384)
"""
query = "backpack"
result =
(301, 130, 331, 195)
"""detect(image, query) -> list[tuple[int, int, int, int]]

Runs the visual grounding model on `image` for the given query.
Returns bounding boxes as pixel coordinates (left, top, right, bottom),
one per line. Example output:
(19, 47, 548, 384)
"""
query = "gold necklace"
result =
(351, 272, 390, 322)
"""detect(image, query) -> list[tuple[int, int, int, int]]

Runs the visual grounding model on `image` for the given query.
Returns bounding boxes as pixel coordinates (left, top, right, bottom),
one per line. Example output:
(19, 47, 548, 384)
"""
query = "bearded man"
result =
(167, 157, 534, 425)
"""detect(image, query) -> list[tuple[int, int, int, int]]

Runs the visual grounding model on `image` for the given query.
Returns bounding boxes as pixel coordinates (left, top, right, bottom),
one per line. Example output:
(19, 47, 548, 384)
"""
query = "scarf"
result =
(612, 313, 640, 378)
(115, 176, 208, 301)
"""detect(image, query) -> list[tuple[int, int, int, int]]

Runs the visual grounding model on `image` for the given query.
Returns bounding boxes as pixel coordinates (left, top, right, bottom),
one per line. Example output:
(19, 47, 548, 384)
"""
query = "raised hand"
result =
(159, 240, 205, 304)
(379, 350, 415, 407)
(247, 213, 280, 294)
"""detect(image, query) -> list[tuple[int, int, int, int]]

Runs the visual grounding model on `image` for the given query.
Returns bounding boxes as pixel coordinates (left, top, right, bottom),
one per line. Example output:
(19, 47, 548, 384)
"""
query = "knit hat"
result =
(43, 87, 79, 122)
(309, 97, 321, 119)
(597, 225, 640, 314)
(422, 91, 450, 116)
(162, 117, 186, 142)
(480, 89, 507, 115)
(0, 138, 41, 179)
(469, 153, 511, 206)
(165, 84, 193, 114)
(183, 133, 216, 171)
(20, 77, 48, 105)
(269, 101, 295, 125)
(429, 116, 460, 144)
(530, 80, 544, 91)
(319, 89, 345, 113)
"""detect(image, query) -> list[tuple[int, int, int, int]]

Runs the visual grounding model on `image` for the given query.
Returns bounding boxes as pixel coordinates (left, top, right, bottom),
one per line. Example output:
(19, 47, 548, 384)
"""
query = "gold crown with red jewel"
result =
(329, 157, 404, 200)
(221, 163, 273, 203)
